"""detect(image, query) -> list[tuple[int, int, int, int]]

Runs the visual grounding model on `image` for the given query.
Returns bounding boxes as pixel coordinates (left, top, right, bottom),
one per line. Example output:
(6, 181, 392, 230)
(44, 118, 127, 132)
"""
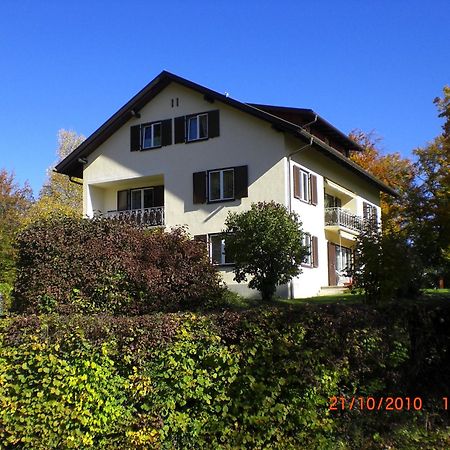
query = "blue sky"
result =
(1, 0, 449, 196)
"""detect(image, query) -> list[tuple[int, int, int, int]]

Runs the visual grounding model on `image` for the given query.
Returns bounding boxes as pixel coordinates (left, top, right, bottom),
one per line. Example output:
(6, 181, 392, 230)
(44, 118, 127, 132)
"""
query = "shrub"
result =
(12, 217, 221, 314)
(1, 304, 450, 449)
(350, 225, 422, 304)
(224, 202, 307, 300)
(0, 332, 130, 449)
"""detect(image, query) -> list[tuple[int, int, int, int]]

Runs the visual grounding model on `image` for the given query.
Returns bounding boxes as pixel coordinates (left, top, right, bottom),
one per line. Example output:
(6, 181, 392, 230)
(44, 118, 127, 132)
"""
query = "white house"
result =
(56, 71, 395, 298)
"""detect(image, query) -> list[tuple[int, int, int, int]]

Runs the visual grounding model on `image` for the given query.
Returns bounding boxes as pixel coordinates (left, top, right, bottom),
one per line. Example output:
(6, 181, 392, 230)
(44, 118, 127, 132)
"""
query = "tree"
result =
(0, 169, 33, 288)
(24, 129, 84, 225)
(405, 87, 450, 286)
(223, 202, 307, 301)
(350, 223, 421, 304)
(349, 130, 416, 233)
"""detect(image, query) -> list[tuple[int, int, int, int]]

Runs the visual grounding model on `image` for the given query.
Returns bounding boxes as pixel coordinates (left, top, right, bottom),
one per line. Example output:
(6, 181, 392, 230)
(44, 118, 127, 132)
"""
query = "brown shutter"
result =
(293, 166, 300, 199)
(174, 116, 185, 143)
(327, 243, 337, 286)
(161, 119, 172, 146)
(310, 174, 318, 206)
(117, 190, 130, 211)
(153, 186, 164, 207)
(208, 110, 220, 138)
(312, 236, 319, 268)
(193, 171, 207, 204)
(130, 125, 141, 151)
(234, 165, 248, 199)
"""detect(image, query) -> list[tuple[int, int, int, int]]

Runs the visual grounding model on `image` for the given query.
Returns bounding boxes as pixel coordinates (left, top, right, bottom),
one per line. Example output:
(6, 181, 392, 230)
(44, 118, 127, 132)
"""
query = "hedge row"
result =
(12, 217, 221, 314)
(1, 304, 450, 449)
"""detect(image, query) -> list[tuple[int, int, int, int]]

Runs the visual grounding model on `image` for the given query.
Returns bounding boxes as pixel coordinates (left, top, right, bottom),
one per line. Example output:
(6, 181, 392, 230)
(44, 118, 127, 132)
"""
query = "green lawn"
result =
(220, 289, 450, 311)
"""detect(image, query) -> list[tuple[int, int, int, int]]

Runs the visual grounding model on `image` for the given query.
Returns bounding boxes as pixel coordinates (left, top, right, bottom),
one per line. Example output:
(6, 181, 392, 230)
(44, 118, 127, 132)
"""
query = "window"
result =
(142, 122, 161, 149)
(293, 166, 318, 205)
(130, 119, 172, 151)
(325, 193, 342, 208)
(209, 169, 234, 202)
(336, 246, 352, 274)
(209, 234, 233, 265)
(363, 202, 378, 225)
(117, 186, 164, 211)
(303, 233, 312, 266)
(187, 113, 208, 141)
(302, 233, 319, 268)
(300, 169, 310, 202)
(193, 165, 247, 204)
(130, 188, 154, 210)
(174, 110, 220, 144)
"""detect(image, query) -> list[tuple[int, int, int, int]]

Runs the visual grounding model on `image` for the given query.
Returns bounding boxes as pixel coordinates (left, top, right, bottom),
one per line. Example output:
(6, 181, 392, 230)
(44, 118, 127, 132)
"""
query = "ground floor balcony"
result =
(104, 206, 165, 227)
(324, 207, 364, 233)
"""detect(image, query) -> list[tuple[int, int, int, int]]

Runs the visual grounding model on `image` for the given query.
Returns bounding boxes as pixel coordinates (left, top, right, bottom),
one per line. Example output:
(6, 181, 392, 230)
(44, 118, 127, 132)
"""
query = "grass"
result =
(219, 289, 450, 311)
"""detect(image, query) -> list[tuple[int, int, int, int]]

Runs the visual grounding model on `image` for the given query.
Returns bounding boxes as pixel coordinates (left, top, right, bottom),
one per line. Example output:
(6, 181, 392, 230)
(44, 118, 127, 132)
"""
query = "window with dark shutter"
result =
(153, 186, 164, 207)
(208, 110, 220, 138)
(130, 125, 141, 151)
(234, 165, 248, 199)
(174, 116, 185, 143)
(312, 236, 319, 267)
(117, 190, 130, 211)
(310, 174, 318, 206)
(293, 166, 300, 199)
(193, 171, 207, 204)
(161, 119, 172, 146)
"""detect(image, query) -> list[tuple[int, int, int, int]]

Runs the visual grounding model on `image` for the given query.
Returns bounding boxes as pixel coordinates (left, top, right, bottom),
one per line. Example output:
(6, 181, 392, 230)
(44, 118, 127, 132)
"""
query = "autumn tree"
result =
(24, 130, 84, 225)
(0, 169, 33, 289)
(406, 87, 450, 286)
(349, 130, 415, 233)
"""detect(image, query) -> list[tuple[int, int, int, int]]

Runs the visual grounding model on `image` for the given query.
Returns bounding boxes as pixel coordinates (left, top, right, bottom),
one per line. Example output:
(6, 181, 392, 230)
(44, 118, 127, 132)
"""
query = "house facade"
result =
(56, 71, 395, 298)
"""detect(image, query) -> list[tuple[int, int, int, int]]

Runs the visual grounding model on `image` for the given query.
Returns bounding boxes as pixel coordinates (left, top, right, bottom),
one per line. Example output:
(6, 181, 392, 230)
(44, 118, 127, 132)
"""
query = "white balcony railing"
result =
(105, 206, 165, 227)
(324, 207, 364, 232)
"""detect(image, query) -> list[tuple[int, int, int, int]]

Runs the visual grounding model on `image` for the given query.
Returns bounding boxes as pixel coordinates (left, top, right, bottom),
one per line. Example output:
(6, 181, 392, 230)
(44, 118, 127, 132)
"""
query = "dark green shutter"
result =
(234, 165, 248, 199)
(130, 125, 141, 151)
(208, 110, 220, 138)
(153, 186, 164, 207)
(174, 116, 185, 143)
(193, 171, 207, 204)
(161, 119, 172, 146)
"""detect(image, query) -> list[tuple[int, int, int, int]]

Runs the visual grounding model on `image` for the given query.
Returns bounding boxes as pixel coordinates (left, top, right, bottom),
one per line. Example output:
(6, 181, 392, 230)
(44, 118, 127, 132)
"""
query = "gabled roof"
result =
(55, 70, 396, 196)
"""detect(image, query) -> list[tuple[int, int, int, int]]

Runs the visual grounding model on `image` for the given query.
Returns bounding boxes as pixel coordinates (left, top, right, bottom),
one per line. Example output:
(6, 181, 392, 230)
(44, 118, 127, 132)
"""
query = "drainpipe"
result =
(286, 115, 318, 299)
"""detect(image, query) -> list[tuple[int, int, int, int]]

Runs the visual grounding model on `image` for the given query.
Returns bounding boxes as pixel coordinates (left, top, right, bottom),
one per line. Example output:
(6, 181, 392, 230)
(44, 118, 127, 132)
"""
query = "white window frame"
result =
(130, 187, 154, 210)
(187, 113, 208, 141)
(300, 169, 310, 203)
(302, 233, 312, 267)
(208, 233, 233, 266)
(142, 122, 162, 149)
(208, 168, 234, 202)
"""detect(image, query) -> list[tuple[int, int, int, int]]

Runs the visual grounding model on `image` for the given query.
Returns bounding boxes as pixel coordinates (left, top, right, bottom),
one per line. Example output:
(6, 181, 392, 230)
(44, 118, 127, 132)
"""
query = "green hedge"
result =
(1, 304, 450, 449)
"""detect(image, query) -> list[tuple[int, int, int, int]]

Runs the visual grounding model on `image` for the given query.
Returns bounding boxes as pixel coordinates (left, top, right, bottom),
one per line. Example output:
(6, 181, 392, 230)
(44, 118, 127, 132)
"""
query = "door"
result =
(327, 242, 337, 286)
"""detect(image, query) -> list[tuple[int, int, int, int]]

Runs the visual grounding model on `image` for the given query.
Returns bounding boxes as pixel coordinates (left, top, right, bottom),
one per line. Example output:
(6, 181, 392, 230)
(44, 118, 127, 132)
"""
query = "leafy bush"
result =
(350, 224, 422, 304)
(224, 201, 307, 300)
(2, 303, 449, 449)
(12, 217, 221, 314)
(0, 330, 130, 449)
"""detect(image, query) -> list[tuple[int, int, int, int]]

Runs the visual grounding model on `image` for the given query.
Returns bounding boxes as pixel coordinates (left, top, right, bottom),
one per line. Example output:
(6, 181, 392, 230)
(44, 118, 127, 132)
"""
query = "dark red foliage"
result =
(12, 217, 220, 314)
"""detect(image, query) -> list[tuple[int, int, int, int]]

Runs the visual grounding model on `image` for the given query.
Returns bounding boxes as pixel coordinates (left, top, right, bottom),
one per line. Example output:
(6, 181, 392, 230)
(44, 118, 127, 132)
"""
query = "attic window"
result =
(187, 113, 208, 141)
(142, 122, 161, 149)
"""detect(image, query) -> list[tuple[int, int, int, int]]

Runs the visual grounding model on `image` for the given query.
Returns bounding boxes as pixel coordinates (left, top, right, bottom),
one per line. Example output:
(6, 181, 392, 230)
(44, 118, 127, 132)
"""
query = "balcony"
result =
(104, 206, 165, 227)
(324, 207, 364, 233)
